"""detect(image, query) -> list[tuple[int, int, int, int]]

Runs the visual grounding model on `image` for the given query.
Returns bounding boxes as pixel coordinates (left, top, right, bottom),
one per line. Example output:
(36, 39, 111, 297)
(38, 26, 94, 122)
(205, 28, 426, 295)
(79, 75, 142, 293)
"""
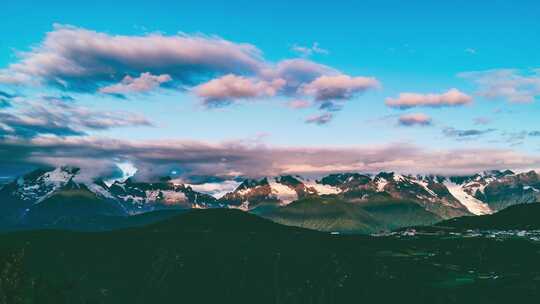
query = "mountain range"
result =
(0, 166, 539, 232)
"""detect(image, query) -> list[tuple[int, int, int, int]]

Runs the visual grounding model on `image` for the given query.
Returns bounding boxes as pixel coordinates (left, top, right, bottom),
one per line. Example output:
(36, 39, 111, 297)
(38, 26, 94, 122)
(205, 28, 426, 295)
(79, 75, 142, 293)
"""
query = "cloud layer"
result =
(1, 135, 539, 181)
(442, 127, 496, 139)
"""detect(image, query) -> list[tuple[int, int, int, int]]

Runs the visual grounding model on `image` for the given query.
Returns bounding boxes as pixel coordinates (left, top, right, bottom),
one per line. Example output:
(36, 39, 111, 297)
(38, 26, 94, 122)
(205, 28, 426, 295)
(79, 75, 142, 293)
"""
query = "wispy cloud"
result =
(459, 69, 540, 103)
(442, 127, 496, 139)
(473, 117, 492, 125)
(291, 42, 328, 57)
(500, 131, 527, 146)
(305, 113, 333, 125)
(286, 99, 311, 109)
(398, 113, 432, 127)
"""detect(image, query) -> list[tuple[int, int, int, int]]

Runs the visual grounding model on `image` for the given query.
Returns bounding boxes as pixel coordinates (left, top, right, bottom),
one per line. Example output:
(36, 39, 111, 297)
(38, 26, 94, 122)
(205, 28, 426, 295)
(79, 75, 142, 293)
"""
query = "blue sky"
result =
(0, 0, 539, 179)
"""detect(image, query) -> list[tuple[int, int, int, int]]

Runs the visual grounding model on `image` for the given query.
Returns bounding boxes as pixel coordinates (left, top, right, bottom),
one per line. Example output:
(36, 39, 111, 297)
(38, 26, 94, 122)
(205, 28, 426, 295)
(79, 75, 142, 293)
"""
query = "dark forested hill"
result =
(437, 203, 540, 230)
(1, 208, 540, 304)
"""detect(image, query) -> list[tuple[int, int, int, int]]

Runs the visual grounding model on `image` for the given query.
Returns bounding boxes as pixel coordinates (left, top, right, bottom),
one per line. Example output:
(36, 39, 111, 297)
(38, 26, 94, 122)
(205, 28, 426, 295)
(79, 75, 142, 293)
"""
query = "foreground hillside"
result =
(437, 203, 540, 230)
(260, 196, 441, 234)
(1, 209, 540, 304)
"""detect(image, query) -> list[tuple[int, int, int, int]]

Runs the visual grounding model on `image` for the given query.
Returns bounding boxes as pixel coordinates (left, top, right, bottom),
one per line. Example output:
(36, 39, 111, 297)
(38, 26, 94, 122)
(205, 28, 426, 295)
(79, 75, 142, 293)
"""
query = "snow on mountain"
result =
(148, 190, 188, 205)
(412, 179, 438, 197)
(185, 180, 241, 198)
(86, 182, 115, 200)
(443, 181, 493, 215)
(446, 170, 540, 211)
(449, 170, 515, 197)
(298, 177, 341, 195)
(13, 167, 80, 203)
(375, 177, 388, 192)
(268, 178, 298, 205)
(219, 175, 350, 209)
(218, 177, 299, 209)
(108, 179, 219, 212)
(456, 173, 497, 197)
(524, 186, 539, 192)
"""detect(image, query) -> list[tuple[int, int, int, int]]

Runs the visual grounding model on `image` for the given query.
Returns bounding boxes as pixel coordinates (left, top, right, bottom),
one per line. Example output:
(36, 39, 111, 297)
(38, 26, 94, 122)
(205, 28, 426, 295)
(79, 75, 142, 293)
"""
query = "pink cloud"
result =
(99, 72, 171, 94)
(398, 113, 432, 126)
(0, 25, 384, 119)
(0, 24, 263, 91)
(302, 74, 380, 101)
(260, 59, 339, 94)
(194, 74, 285, 105)
(386, 89, 472, 109)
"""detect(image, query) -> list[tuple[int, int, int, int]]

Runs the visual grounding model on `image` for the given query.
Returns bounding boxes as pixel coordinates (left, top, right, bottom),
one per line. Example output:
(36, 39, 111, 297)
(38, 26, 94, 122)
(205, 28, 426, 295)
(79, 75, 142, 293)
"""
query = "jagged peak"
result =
(236, 177, 269, 191)
(320, 172, 371, 186)
(275, 175, 303, 187)
(374, 171, 395, 181)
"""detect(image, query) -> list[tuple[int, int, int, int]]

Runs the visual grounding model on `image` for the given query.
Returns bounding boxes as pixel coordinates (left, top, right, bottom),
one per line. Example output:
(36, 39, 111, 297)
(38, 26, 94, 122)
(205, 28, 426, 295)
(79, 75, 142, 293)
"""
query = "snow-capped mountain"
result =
(0, 167, 221, 227)
(7, 167, 82, 203)
(108, 178, 222, 213)
(0, 166, 538, 231)
(217, 170, 540, 218)
(218, 175, 340, 210)
(218, 172, 470, 219)
(447, 170, 540, 211)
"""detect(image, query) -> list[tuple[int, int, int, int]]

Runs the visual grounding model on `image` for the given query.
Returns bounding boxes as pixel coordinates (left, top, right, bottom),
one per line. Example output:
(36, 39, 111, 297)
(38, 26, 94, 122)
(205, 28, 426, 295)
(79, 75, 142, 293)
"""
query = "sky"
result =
(0, 0, 539, 181)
